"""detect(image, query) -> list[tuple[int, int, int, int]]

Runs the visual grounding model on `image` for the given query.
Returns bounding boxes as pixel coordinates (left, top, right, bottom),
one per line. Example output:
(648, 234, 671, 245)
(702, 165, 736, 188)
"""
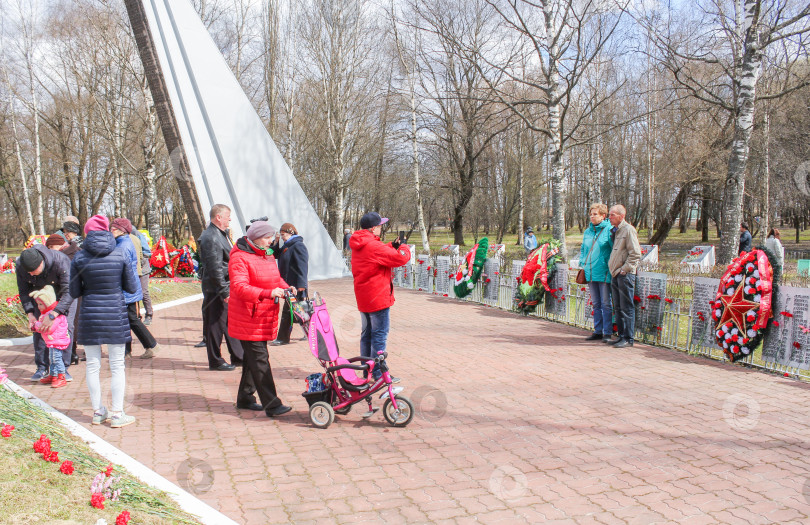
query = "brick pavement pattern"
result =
(2, 277, 810, 524)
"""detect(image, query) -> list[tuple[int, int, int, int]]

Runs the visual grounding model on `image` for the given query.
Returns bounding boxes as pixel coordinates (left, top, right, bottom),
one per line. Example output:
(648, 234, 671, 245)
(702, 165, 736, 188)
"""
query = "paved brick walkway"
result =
(3, 277, 810, 524)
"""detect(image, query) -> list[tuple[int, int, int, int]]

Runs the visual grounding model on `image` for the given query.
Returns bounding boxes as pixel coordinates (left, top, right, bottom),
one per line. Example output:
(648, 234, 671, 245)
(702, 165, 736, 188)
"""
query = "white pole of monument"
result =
(125, 0, 346, 280)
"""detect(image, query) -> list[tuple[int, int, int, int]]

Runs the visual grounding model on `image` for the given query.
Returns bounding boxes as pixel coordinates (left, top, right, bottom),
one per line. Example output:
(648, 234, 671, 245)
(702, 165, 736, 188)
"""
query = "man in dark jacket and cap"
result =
(16, 245, 74, 381)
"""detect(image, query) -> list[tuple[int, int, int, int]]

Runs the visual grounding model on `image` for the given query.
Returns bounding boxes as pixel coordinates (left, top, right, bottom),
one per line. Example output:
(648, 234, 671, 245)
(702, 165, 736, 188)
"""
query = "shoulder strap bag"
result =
(576, 227, 605, 285)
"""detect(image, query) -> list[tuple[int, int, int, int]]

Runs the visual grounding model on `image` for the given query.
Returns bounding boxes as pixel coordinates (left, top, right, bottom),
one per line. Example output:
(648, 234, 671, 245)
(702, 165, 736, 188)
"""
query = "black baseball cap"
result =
(360, 212, 389, 229)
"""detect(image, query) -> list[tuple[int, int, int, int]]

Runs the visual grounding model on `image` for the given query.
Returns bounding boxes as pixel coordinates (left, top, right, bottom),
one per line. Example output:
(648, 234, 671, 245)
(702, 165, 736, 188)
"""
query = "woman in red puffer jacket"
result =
(228, 221, 294, 417)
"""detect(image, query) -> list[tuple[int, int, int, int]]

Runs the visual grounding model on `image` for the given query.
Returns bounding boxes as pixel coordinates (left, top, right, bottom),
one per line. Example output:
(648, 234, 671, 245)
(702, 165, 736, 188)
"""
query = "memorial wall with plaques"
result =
(435, 256, 451, 295)
(689, 277, 721, 352)
(483, 258, 500, 301)
(761, 285, 810, 370)
(633, 272, 668, 337)
(416, 255, 431, 291)
(544, 264, 569, 318)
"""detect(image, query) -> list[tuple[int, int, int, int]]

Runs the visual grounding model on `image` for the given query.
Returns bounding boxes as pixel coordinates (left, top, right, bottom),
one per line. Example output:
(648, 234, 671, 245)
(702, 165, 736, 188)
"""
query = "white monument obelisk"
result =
(126, 0, 345, 280)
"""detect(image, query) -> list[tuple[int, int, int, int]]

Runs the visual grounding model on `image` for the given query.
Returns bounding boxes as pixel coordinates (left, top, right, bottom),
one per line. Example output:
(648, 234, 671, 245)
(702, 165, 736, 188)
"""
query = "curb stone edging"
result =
(0, 293, 204, 347)
(2, 375, 238, 525)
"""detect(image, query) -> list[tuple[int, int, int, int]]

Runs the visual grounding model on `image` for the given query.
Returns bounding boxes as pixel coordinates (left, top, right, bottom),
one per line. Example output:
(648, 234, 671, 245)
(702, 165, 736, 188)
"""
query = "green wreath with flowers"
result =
(453, 238, 489, 298)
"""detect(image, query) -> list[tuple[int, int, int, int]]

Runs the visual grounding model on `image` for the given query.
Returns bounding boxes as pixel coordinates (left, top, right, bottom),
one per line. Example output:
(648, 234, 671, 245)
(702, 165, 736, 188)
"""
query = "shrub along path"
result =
(1, 277, 809, 524)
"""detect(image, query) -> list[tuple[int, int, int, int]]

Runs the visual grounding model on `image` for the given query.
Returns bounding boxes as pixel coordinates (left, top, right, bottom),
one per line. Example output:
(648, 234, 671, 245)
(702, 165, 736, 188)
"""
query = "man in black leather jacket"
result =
(198, 204, 243, 371)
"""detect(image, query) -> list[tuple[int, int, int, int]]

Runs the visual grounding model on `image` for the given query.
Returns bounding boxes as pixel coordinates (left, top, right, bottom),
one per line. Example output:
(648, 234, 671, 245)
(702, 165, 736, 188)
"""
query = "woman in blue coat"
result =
(579, 204, 614, 341)
(70, 215, 139, 428)
(270, 222, 309, 345)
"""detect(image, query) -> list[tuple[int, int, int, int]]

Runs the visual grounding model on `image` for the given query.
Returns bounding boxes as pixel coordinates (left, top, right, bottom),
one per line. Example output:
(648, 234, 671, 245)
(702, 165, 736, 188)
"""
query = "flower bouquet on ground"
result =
(711, 247, 780, 362)
(515, 239, 562, 315)
(149, 236, 178, 278)
(453, 238, 489, 298)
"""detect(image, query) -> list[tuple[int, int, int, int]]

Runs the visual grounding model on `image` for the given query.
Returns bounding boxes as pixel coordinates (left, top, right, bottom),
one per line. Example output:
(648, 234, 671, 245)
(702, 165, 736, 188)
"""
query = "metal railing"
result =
(369, 255, 810, 381)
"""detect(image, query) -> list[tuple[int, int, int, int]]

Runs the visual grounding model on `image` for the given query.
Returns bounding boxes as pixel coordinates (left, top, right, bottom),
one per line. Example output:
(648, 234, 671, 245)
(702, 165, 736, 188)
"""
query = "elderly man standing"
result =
(16, 245, 74, 381)
(605, 205, 641, 349)
(198, 204, 243, 371)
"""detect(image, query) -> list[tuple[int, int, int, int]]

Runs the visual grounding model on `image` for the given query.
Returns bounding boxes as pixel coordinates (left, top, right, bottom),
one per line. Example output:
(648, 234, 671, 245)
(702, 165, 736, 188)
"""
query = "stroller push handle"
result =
(326, 363, 369, 373)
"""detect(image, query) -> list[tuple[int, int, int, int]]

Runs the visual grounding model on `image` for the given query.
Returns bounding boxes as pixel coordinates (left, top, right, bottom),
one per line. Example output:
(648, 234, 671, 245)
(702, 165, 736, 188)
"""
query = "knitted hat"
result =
(62, 221, 81, 235)
(84, 215, 109, 234)
(18, 248, 44, 273)
(110, 218, 133, 234)
(247, 221, 276, 241)
(45, 234, 67, 249)
(359, 212, 388, 229)
(280, 222, 297, 235)
(29, 285, 57, 309)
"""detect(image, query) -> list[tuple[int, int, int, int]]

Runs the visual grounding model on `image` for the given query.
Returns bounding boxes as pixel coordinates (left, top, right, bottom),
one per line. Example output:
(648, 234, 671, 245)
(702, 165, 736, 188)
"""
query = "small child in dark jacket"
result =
(29, 286, 71, 388)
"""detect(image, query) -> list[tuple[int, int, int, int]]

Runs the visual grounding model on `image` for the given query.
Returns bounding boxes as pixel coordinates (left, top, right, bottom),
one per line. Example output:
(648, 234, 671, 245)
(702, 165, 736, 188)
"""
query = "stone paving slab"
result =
(3, 277, 810, 524)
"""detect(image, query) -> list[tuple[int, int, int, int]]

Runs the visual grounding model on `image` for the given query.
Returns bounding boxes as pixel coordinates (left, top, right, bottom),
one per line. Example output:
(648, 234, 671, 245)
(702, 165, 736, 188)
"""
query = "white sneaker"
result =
(92, 407, 110, 425)
(110, 412, 136, 428)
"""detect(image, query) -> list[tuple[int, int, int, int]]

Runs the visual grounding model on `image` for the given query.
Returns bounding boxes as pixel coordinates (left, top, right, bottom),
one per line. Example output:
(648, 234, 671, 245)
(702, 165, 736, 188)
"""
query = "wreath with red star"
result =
(515, 240, 562, 315)
(453, 238, 489, 298)
(149, 236, 178, 278)
(711, 247, 780, 362)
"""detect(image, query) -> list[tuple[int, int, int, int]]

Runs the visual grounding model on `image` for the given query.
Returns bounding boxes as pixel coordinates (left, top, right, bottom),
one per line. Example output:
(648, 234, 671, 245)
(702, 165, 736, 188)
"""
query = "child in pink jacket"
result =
(29, 285, 71, 388)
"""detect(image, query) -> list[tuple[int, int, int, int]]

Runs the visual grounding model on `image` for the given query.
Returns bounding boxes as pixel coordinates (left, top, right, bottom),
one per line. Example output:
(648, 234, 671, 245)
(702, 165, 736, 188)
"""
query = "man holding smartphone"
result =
(350, 212, 411, 389)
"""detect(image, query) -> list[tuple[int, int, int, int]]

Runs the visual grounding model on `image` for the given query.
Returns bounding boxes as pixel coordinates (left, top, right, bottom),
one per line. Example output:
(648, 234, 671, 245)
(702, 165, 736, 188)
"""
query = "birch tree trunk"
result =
(9, 97, 37, 235)
(517, 132, 525, 246)
(718, 1, 763, 264)
(544, 2, 567, 259)
(25, 50, 45, 234)
(760, 110, 769, 244)
(411, 87, 430, 253)
(142, 87, 160, 240)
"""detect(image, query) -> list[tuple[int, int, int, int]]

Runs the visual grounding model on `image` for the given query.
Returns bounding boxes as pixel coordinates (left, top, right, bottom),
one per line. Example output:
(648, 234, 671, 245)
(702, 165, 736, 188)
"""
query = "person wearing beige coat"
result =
(604, 205, 642, 348)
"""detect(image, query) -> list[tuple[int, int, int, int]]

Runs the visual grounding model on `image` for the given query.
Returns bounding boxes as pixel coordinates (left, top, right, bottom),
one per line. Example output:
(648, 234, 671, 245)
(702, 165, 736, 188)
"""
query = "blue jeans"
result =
(360, 308, 390, 380)
(49, 347, 66, 377)
(610, 273, 636, 342)
(588, 281, 612, 335)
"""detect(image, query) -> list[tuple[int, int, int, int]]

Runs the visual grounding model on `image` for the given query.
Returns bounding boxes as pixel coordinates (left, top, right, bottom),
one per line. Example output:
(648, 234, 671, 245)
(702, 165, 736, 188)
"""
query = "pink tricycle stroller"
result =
(285, 290, 413, 429)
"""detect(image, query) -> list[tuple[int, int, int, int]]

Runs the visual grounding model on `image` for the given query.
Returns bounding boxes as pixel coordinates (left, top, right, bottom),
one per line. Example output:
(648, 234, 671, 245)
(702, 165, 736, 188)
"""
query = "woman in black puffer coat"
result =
(70, 215, 139, 429)
(270, 222, 309, 345)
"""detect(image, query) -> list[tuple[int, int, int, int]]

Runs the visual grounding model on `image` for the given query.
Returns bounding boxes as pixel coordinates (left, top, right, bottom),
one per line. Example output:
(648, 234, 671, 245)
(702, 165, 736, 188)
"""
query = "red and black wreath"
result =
(711, 248, 778, 362)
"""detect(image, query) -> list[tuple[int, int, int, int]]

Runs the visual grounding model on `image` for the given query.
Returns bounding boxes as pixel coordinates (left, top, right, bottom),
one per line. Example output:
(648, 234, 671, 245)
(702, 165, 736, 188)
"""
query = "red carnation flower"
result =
(664, 298, 673, 304)
(91, 493, 105, 510)
(773, 321, 780, 327)
(116, 511, 131, 525)
(1, 424, 14, 438)
(59, 460, 74, 475)
(794, 342, 802, 349)
(780, 311, 794, 318)
(104, 463, 114, 477)
(44, 450, 59, 462)
(633, 295, 641, 302)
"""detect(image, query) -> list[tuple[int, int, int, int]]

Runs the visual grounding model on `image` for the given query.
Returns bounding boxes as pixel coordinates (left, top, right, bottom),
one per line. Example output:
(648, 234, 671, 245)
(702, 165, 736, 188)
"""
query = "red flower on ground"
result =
(59, 460, 74, 475)
(1, 424, 14, 438)
(91, 493, 105, 509)
(104, 463, 114, 477)
(44, 450, 59, 462)
(33, 435, 51, 454)
(116, 511, 131, 525)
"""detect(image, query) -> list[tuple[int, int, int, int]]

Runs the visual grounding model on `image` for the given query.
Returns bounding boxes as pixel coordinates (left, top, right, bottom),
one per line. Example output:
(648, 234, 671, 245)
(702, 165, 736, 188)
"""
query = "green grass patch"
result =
(0, 386, 201, 524)
(0, 277, 202, 338)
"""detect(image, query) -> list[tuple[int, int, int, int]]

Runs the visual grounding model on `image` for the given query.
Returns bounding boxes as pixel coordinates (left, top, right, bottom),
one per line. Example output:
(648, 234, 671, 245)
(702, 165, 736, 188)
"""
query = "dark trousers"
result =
(237, 339, 282, 412)
(125, 302, 157, 353)
(276, 291, 305, 343)
(140, 274, 153, 317)
(202, 293, 243, 367)
(610, 273, 636, 342)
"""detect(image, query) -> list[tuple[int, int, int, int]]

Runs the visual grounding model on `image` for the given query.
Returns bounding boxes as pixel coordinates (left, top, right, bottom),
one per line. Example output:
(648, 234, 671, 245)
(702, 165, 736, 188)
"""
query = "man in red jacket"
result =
(350, 212, 411, 383)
